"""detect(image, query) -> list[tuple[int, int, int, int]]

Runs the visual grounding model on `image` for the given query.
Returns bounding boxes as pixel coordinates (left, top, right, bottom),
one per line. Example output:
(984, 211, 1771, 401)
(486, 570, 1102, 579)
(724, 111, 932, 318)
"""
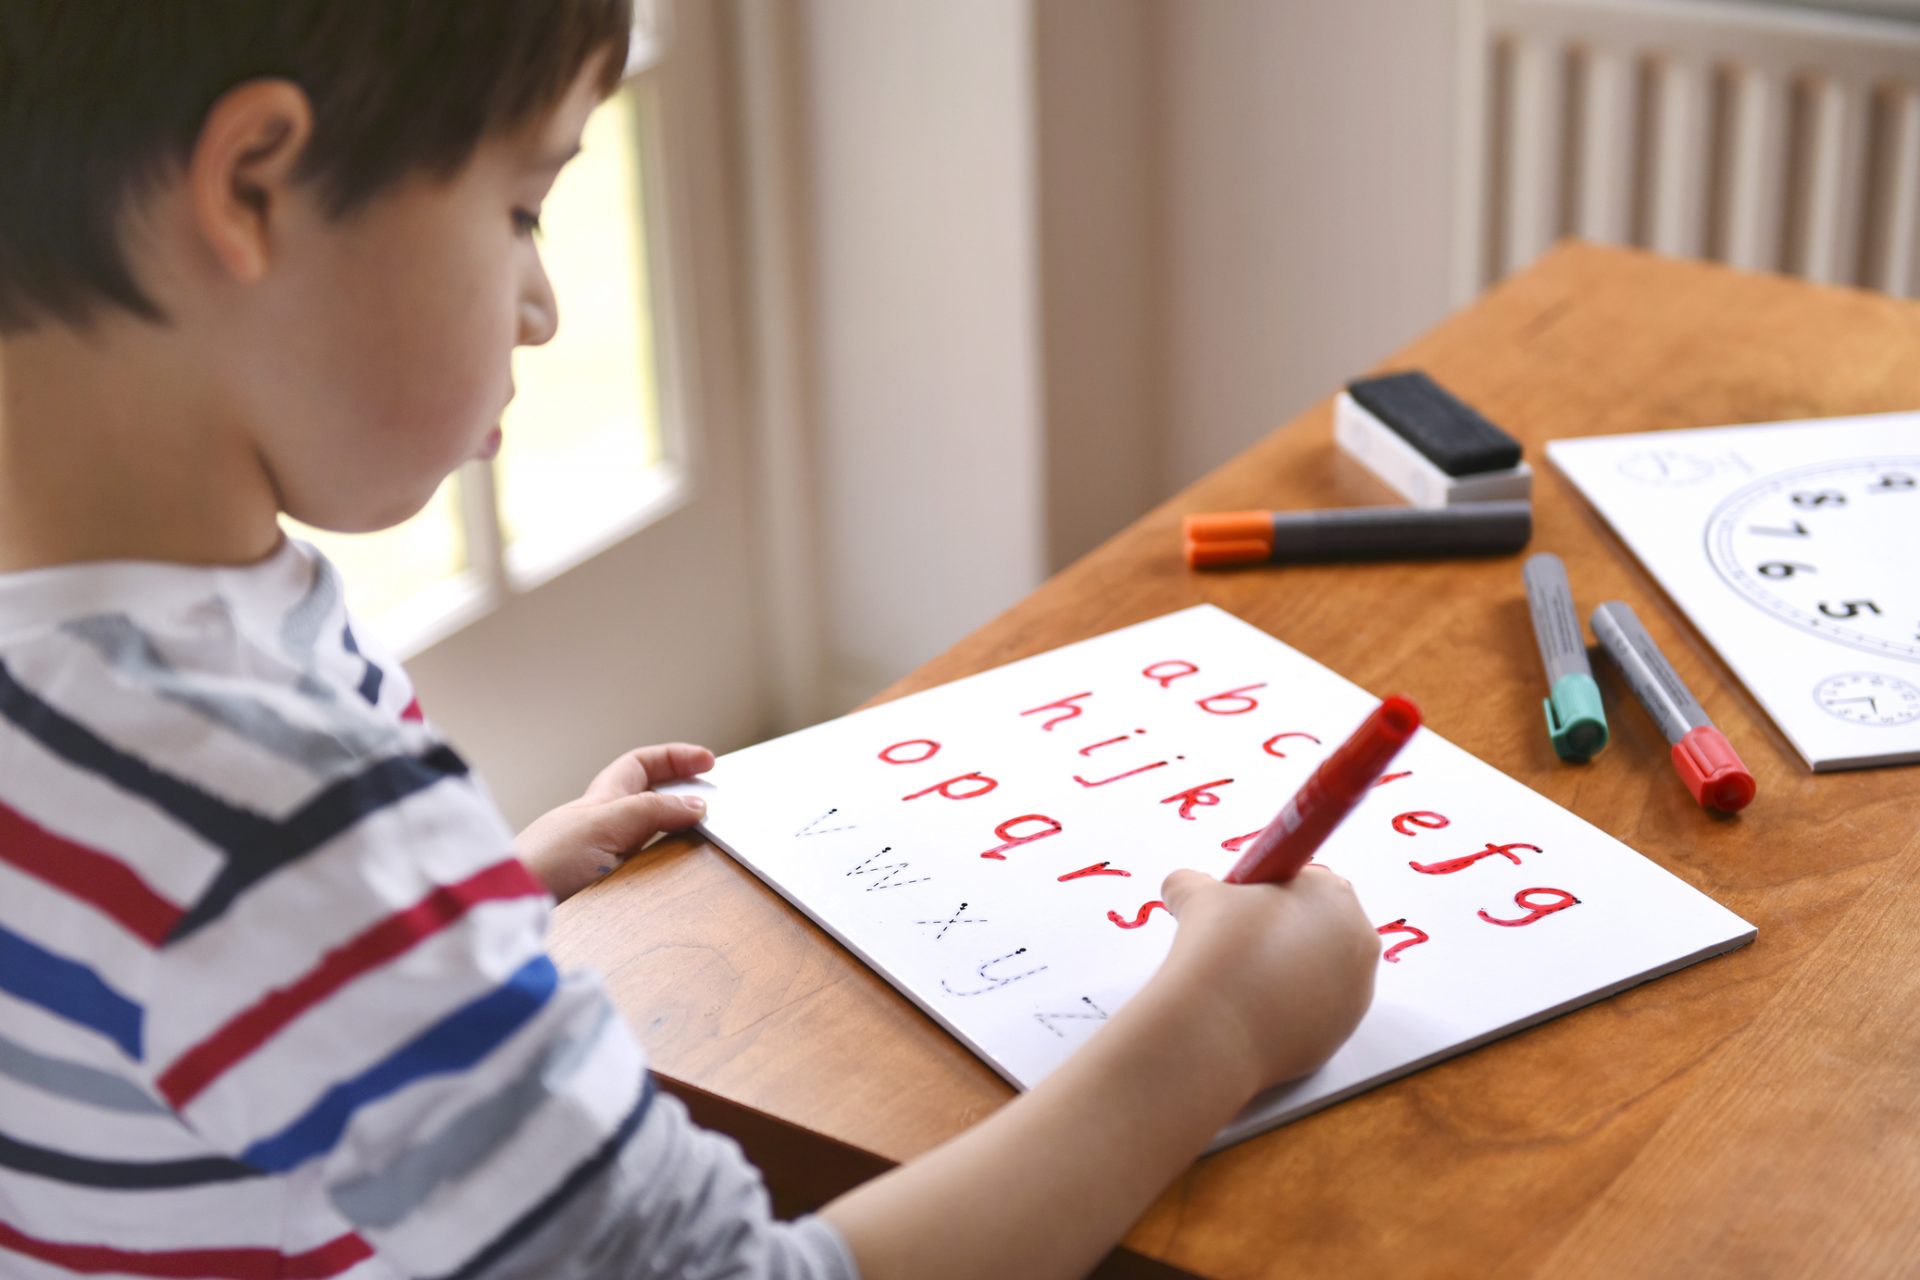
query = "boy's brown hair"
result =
(0, 1, 631, 334)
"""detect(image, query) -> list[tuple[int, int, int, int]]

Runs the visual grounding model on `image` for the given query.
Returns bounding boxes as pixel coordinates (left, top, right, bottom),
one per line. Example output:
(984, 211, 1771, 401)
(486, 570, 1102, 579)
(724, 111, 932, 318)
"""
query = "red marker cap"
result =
(1671, 725, 1756, 813)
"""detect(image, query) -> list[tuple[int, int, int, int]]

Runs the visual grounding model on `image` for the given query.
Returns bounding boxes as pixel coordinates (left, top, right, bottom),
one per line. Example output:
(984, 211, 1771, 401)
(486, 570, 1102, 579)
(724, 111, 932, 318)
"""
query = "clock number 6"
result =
(1757, 561, 1814, 579)
(1819, 599, 1881, 619)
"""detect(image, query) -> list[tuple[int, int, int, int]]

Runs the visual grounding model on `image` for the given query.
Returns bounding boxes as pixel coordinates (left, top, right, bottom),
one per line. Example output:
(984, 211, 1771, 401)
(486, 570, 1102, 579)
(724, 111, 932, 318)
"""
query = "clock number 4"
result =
(1819, 599, 1881, 620)
(1749, 519, 1808, 537)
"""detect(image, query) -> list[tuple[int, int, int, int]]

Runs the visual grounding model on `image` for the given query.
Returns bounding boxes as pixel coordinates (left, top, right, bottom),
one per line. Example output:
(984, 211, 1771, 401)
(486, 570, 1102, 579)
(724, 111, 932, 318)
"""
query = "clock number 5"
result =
(1757, 561, 1814, 579)
(1791, 490, 1846, 508)
(1819, 599, 1881, 619)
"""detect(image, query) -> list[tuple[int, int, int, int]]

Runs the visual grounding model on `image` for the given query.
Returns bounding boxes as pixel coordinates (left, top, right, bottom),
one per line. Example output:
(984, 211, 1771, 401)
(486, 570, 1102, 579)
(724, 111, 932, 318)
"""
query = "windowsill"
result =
(367, 460, 693, 662)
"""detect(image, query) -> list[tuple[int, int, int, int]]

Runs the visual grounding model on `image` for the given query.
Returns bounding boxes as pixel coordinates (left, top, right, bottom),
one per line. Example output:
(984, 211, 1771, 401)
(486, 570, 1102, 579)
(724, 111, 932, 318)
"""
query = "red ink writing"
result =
(1058, 862, 1131, 881)
(980, 814, 1065, 861)
(1160, 778, 1233, 820)
(1377, 918, 1430, 963)
(1143, 660, 1200, 688)
(902, 771, 1000, 802)
(1477, 887, 1580, 927)
(1222, 828, 1261, 853)
(1107, 900, 1169, 930)
(1078, 730, 1146, 757)
(1020, 692, 1093, 732)
(879, 739, 941, 765)
(1263, 731, 1321, 758)
(1392, 810, 1450, 836)
(1411, 841, 1540, 876)
(1196, 683, 1267, 715)
(1374, 770, 1413, 787)
(1074, 759, 1172, 787)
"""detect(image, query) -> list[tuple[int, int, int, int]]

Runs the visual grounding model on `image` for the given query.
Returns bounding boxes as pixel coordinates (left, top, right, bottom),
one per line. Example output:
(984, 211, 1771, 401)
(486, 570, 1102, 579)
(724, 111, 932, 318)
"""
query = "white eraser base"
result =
(1334, 391, 1532, 508)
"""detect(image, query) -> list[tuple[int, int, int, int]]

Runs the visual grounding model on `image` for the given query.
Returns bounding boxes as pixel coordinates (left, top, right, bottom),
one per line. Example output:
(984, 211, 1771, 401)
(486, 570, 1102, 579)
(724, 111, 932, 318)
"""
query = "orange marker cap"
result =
(1184, 511, 1275, 545)
(1185, 538, 1273, 569)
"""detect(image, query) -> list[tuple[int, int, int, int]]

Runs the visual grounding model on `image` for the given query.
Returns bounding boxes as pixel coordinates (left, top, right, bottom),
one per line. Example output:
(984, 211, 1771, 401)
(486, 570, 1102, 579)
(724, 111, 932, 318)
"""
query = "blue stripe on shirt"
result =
(240, 955, 559, 1173)
(0, 924, 143, 1059)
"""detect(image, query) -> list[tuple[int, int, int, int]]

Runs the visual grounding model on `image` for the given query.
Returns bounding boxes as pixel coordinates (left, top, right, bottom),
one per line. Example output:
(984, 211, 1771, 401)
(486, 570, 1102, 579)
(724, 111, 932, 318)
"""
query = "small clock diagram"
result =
(1813, 673, 1920, 726)
(1706, 458, 1920, 664)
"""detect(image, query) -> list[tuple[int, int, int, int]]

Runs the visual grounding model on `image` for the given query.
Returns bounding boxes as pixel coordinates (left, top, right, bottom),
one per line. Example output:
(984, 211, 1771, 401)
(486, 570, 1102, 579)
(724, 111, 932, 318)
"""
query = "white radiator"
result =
(1457, 0, 1920, 298)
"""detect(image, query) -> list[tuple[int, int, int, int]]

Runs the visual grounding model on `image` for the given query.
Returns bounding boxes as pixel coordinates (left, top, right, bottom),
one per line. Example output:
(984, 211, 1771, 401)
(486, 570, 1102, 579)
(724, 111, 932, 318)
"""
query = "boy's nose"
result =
(517, 269, 559, 348)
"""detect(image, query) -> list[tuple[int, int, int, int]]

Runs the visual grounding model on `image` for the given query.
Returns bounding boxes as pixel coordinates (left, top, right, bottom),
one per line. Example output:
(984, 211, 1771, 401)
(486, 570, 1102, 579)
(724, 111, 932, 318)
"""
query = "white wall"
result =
(777, 0, 1467, 714)
(797, 0, 1049, 712)
(1154, 0, 1463, 488)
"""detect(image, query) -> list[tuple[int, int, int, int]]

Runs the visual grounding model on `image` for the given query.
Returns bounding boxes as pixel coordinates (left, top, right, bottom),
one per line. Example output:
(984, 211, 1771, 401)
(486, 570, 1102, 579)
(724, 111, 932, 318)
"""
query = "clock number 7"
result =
(1819, 599, 1881, 619)
(1749, 520, 1808, 537)
(1757, 561, 1814, 579)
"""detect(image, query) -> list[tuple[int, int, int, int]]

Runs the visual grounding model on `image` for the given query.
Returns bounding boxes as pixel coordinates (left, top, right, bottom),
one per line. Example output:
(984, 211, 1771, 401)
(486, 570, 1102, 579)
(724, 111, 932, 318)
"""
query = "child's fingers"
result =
(1159, 867, 1216, 918)
(604, 791, 707, 849)
(583, 743, 716, 801)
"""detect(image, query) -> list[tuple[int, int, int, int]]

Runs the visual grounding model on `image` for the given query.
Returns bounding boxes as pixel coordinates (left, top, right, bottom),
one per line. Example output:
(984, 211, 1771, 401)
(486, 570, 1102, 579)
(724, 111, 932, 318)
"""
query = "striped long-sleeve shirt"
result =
(0, 537, 857, 1280)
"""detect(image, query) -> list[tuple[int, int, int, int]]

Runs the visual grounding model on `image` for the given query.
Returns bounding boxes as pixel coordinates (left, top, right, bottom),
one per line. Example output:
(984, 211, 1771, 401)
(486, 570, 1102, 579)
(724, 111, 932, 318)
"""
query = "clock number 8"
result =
(1757, 561, 1814, 579)
(1792, 490, 1846, 508)
(1819, 599, 1881, 619)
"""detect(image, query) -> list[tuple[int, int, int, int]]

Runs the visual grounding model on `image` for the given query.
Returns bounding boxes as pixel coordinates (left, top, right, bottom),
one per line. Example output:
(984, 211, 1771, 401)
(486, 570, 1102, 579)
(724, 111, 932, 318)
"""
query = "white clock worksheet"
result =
(1549, 412, 1920, 770)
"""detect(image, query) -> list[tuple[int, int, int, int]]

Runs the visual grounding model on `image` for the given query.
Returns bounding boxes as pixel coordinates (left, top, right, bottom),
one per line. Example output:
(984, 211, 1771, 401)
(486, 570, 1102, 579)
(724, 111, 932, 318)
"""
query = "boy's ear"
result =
(187, 79, 315, 285)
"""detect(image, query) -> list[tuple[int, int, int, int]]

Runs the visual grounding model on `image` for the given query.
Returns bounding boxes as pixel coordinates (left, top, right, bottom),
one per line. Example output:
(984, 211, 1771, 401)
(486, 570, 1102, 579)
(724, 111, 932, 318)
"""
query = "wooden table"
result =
(549, 243, 1920, 1278)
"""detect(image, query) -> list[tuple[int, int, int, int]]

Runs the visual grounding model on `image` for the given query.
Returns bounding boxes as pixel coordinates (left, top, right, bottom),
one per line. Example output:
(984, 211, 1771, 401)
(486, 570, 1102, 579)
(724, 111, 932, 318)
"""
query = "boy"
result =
(0, 4, 1380, 1277)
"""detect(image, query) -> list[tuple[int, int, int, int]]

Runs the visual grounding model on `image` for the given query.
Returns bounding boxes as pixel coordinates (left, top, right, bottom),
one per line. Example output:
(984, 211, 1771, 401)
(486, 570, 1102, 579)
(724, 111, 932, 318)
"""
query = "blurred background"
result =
(296, 0, 1920, 827)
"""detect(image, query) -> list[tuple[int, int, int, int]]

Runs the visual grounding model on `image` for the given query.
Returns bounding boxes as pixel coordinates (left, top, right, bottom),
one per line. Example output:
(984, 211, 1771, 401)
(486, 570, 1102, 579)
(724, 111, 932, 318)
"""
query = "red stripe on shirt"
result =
(0, 798, 182, 946)
(400, 696, 424, 722)
(0, 1220, 372, 1278)
(158, 857, 543, 1109)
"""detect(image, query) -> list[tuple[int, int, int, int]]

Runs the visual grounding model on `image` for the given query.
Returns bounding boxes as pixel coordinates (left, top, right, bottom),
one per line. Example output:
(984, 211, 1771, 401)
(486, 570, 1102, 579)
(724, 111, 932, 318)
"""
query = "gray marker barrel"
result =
(1523, 553, 1591, 684)
(1589, 600, 1709, 744)
(1265, 500, 1531, 561)
(1524, 553, 1608, 760)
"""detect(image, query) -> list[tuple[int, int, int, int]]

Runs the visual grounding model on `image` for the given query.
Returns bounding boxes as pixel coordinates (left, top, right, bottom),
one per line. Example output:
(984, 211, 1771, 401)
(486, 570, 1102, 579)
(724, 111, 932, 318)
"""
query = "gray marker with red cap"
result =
(1591, 600, 1756, 813)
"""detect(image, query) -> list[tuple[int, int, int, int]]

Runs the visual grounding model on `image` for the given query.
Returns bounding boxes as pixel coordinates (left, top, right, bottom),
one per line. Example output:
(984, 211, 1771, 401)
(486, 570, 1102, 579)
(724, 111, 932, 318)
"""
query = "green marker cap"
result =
(1542, 672, 1608, 761)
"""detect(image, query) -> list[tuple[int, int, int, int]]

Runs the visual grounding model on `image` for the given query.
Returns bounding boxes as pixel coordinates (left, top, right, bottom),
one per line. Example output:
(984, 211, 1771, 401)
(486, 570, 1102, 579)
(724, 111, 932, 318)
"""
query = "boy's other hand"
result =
(512, 743, 715, 903)
(1157, 865, 1380, 1093)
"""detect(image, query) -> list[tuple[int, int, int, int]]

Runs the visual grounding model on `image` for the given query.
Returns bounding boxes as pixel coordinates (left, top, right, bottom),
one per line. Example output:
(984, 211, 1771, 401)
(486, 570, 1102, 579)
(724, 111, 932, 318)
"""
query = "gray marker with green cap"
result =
(1523, 552, 1609, 760)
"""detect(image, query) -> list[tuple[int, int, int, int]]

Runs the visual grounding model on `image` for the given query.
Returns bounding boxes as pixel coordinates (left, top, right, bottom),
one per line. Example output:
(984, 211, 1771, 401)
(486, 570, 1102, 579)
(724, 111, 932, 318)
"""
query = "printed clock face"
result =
(1706, 458, 1920, 663)
(1813, 673, 1920, 726)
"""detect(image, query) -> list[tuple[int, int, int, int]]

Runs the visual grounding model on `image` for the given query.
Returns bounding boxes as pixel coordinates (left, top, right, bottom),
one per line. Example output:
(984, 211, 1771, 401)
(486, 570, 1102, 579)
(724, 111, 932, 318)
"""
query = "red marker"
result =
(1224, 695, 1422, 884)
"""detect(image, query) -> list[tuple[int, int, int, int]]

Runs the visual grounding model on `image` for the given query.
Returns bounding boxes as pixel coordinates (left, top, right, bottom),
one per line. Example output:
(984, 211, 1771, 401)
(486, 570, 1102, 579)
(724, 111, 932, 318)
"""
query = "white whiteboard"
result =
(1550, 413, 1920, 770)
(665, 605, 1753, 1149)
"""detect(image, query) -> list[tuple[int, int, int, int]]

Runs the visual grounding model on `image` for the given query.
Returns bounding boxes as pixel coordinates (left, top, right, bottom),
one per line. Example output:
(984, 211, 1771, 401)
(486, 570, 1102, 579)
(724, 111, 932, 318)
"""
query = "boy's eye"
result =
(512, 208, 543, 237)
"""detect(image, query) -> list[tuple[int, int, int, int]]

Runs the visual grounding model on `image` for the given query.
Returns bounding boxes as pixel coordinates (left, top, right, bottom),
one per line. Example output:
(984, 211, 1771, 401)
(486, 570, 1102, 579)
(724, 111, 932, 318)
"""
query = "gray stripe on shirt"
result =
(61, 613, 388, 774)
(450, 1088, 858, 1280)
(330, 998, 615, 1229)
(0, 1028, 167, 1115)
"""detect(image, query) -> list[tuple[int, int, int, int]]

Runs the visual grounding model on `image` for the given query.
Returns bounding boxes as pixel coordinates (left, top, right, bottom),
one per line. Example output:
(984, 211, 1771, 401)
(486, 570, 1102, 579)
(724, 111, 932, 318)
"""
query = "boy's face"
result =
(241, 60, 606, 534)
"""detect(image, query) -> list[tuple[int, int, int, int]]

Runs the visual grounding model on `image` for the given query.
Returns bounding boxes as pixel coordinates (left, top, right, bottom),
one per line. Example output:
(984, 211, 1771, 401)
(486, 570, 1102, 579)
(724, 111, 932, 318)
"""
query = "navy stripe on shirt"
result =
(435, 1073, 657, 1280)
(0, 1130, 260, 1188)
(1, 661, 469, 945)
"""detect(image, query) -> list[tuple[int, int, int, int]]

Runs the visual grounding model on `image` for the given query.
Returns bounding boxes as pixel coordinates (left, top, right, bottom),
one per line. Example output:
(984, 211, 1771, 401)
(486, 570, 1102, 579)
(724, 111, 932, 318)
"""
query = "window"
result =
(289, 18, 677, 656)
